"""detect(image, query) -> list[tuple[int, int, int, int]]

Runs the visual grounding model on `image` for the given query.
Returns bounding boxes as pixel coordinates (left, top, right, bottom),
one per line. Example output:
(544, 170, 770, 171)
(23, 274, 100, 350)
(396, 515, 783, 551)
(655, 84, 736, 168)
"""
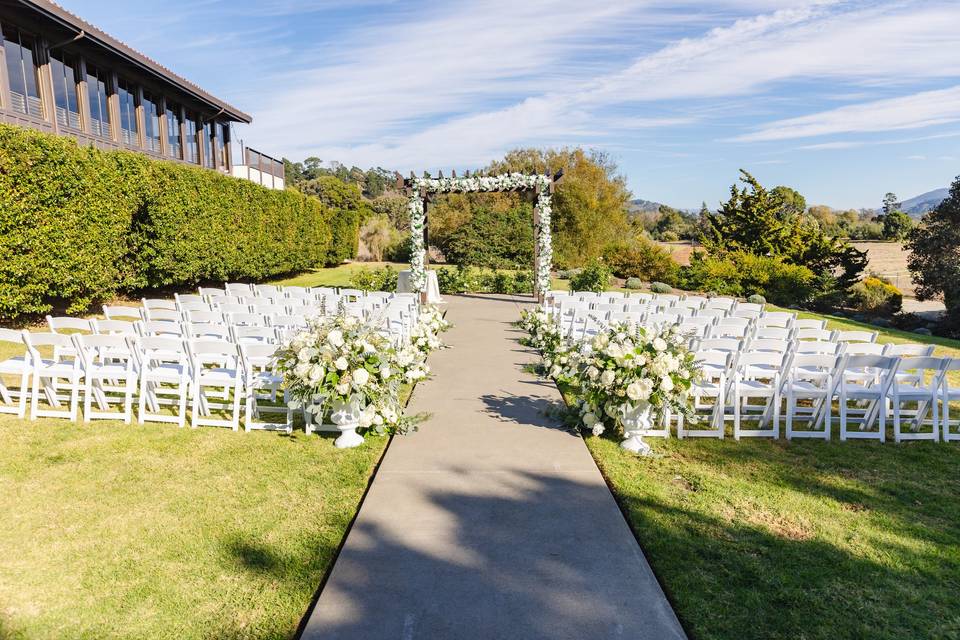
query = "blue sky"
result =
(61, 0, 960, 210)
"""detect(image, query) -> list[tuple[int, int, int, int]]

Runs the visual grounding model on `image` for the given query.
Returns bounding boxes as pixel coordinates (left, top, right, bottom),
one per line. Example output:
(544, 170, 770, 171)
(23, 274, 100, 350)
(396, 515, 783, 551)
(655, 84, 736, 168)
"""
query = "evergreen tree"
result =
(907, 176, 960, 327)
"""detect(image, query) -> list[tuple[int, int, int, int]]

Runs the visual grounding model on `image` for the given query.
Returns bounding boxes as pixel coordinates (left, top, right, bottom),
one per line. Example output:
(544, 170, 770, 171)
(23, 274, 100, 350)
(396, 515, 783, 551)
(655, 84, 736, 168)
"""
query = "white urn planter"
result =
(330, 396, 365, 449)
(620, 401, 653, 456)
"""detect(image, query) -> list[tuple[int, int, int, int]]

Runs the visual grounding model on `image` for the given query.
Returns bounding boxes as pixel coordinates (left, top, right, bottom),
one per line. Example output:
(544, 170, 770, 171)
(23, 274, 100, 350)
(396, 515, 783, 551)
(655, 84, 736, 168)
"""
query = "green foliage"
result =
(442, 205, 533, 269)
(848, 276, 902, 316)
(358, 215, 400, 261)
(348, 266, 398, 292)
(681, 251, 817, 306)
(907, 176, 960, 327)
(384, 232, 413, 263)
(0, 124, 351, 321)
(880, 209, 913, 240)
(602, 239, 679, 284)
(569, 260, 612, 293)
(624, 277, 643, 290)
(435, 265, 532, 295)
(747, 294, 767, 305)
(650, 282, 673, 294)
(296, 175, 366, 265)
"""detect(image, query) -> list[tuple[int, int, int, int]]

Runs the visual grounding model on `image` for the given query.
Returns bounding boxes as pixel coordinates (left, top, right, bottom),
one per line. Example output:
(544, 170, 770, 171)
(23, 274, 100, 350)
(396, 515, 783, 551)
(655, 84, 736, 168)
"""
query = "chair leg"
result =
(83, 379, 93, 422)
(785, 391, 794, 440)
(893, 397, 901, 443)
(190, 378, 200, 428)
(177, 379, 188, 428)
(840, 394, 847, 441)
(29, 372, 41, 420)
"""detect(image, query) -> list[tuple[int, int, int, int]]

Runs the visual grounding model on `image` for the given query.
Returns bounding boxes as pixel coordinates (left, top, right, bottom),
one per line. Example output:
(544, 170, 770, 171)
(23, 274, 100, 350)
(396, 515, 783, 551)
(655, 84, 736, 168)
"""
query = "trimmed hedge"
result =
(0, 124, 356, 320)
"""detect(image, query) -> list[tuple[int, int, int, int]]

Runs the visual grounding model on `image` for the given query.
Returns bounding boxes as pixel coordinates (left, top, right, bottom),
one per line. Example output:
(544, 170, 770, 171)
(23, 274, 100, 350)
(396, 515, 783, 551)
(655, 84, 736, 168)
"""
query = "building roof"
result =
(12, 0, 252, 123)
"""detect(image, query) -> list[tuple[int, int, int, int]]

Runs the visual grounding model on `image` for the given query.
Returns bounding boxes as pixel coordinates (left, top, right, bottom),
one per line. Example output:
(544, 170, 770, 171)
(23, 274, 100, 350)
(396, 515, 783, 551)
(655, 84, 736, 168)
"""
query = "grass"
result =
(546, 286, 960, 639)
(0, 264, 416, 639)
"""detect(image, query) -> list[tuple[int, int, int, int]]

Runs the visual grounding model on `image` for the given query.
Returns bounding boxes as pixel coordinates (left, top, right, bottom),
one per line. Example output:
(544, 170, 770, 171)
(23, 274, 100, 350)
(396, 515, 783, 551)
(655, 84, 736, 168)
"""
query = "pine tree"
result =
(907, 176, 960, 327)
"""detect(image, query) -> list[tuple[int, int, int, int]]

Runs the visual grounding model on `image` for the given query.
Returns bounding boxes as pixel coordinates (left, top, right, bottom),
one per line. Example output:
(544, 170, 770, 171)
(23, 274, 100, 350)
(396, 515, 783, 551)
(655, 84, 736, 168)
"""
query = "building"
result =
(0, 0, 284, 189)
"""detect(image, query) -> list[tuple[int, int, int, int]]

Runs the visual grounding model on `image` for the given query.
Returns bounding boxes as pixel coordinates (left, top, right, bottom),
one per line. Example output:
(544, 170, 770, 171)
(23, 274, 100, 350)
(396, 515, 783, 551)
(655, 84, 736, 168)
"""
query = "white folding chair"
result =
(189, 340, 243, 430)
(837, 355, 899, 442)
(137, 320, 185, 338)
(940, 359, 960, 442)
(240, 343, 292, 432)
(704, 298, 736, 312)
(177, 301, 211, 314)
(888, 357, 945, 443)
(102, 305, 141, 321)
(135, 336, 191, 428)
(73, 334, 136, 423)
(0, 329, 31, 417)
(185, 322, 231, 341)
(142, 298, 176, 312)
(254, 284, 281, 298)
(226, 283, 253, 297)
(696, 307, 728, 320)
(175, 293, 205, 305)
(24, 332, 82, 420)
(794, 318, 827, 330)
(198, 286, 224, 299)
(216, 303, 252, 316)
(232, 326, 279, 345)
(677, 350, 729, 439)
(732, 307, 763, 320)
(796, 328, 836, 342)
(227, 312, 268, 327)
(186, 310, 225, 325)
(752, 327, 794, 341)
(732, 352, 783, 439)
(92, 319, 138, 336)
(784, 354, 838, 440)
(794, 341, 842, 356)
(144, 308, 182, 322)
(836, 330, 878, 344)
(757, 312, 795, 329)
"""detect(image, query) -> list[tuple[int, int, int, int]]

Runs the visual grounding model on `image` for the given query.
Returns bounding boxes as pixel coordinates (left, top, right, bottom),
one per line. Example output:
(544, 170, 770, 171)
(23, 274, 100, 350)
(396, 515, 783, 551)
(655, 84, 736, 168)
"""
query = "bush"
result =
(442, 206, 533, 269)
(848, 277, 902, 316)
(650, 282, 673, 294)
(624, 277, 643, 290)
(602, 239, 678, 284)
(349, 266, 398, 292)
(384, 232, 413, 263)
(436, 265, 472, 294)
(569, 260, 611, 293)
(557, 268, 581, 280)
(747, 294, 766, 305)
(680, 251, 817, 306)
(0, 124, 352, 320)
(436, 265, 533, 295)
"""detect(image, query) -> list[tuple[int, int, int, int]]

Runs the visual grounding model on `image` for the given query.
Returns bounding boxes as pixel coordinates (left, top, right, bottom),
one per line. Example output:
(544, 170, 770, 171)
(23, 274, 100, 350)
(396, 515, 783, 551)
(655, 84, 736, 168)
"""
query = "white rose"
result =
(353, 368, 370, 386)
(626, 382, 644, 401)
(294, 362, 310, 378)
(653, 338, 668, 352)
(591, 424, 605, 437)
(660, 376, 675, 392)
(309, 364, 325, 382)
(379, 365, 392, 379)
(582, 412, 598, 426)
(327, 330, 344, 347)
(586, 366, 600, 380)
(334, 357, 349, 371)
(600, 370, 616, 386)
(335, 382, 350, 395)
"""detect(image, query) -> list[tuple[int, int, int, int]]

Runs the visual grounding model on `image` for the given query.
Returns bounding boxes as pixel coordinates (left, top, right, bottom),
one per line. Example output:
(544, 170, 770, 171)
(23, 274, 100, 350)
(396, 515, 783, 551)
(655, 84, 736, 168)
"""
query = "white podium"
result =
(397, 270, 443, 303)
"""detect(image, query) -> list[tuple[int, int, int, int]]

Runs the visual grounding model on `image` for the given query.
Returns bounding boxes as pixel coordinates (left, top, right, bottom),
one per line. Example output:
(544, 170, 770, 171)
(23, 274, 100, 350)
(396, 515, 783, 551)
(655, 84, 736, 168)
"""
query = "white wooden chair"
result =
(240, 343, 292, 432)
(92, 319, 138, 336)
(142, 298, 176, 312)
(784, 354, 838, 440)
(102, 305, 141, 321)
(185, 322, 231, 341)
(677, 350, 729, 439)
(198, 286, 224, 299)
(186, 310, 224, 325)
(255, 284, 281, 298)
(940, 359, 960, 442)
(732, 352, 783, 439)
(796, 328, 836, 342)
(837, 355, 899, 442)
(143, 308, 181, 322)
(794, 318, 827, 330)
(24, 332, 82, 420)
(836, 330, 878, 344)
(226, 283, 253, 297)
(0, 329, 31, 417)
(752, 327, 794, 341)
(189, 340, 243, 430)
(217, 303, 251, 316)
(758, 312, 795, 329)
(73, 334, 136, 423)
(134, 336, 191, 428)
(137, 320, 185, 338)
(231, 326, 278, 345)
(888, 357, 944, 443)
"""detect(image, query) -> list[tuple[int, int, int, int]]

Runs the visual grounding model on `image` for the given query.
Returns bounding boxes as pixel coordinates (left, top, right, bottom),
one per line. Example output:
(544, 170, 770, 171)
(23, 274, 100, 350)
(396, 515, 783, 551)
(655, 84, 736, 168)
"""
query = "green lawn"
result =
(547, 287, 960, 640)
(0, 264, 412, 639)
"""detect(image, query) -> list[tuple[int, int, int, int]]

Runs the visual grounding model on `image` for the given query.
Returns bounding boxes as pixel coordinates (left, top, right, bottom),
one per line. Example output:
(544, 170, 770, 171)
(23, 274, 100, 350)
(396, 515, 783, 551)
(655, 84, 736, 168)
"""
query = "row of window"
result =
(1, 23, 228, 170)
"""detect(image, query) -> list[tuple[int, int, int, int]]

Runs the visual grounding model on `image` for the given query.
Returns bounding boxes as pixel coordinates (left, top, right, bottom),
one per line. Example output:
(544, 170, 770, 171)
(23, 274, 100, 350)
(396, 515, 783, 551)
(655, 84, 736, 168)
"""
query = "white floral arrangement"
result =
(518, 309, 576, 381)
(406, 174, 554, 295)
(274, 315, 427, 435)
(575, 323, 699, 437)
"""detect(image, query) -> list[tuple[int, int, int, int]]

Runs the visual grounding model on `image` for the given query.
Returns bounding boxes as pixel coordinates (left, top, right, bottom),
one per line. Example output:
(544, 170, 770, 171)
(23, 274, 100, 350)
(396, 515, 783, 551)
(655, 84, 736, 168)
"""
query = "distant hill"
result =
(900, 188, 949, 217)
(628, 198, 667, 214)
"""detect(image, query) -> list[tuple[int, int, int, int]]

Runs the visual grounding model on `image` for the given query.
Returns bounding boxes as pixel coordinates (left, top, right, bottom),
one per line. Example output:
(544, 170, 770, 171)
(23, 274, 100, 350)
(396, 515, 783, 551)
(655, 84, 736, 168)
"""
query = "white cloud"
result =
(733, 86, 960, 142)
(906, 155, 927, 160)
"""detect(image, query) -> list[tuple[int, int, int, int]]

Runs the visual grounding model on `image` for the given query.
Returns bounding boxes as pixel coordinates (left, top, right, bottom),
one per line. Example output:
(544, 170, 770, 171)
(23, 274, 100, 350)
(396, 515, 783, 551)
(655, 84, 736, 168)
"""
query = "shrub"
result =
(602, 239, 679, 284)
(650, 282, 673, 294)
(569, 260, 611, 293)
(747, 294, 766, 305)
(680, 251, 817, 306)
(557, 268, 581, 280)
(624, 277, 643, 290)
(436, 265, 472, 294)
(848, 277, 902, 316)
(512, 270, 534, 294)
(0, 124, 352, 320)
(384, 232, 412, 263)
(443, 206, 533, 269)
(349, 266, 398, 292)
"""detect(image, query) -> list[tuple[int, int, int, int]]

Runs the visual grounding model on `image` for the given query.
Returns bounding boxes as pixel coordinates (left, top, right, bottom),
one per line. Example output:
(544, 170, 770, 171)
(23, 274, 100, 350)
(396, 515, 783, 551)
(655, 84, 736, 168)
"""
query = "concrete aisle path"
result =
(302, 294, 686, 640)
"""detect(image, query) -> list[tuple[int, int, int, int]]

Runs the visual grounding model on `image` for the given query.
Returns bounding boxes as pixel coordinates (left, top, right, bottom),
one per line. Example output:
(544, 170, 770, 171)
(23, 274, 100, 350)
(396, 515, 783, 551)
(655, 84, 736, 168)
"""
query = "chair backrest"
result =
(604, 291, 625, 300)
(138, 320, 184, 337)
(178, 301, 211, 313)
(677, 323, 710, 339)
(0, 328, 25, 345)
(103, 305, 142, 320)
(737, 351, 784, 377)
(142, 298, 176, 311)
(704, 298, 736, 311)
(232, 326, 277, 344)
(645, 314, 680, 329)
(226, 283, 253, 296)
(661, 307, 693, 318)
(198, 287, 224, 298)
(753, 326, 793, 341)
(794, 340, 841, 355)
(796, 328, 835, 342)
(186, 322, 231, 340)
(271, 314, 308, 329)
(737, 302, 765, 314)
(254, 284, 281, 297)
(249, 302, 288, 316)
(189, 339, 238, 367)
(92, 319, 137, 336)
(694, 349, 731, 370)
(843, 342, 886, 356)
(732, 308, 763, 320)
(746, 338, 790, 354)
(74, 333, 132, 367)
(789, 354, 839, 379)
(696, 308, 728, 319)
(681, 316, 716, 328)
(674, 299, 705, 311)
(625, 304, 651, 314)
(758, 312, 795, 328)
(885, 343, 936, 357)
(593, 303, 625, 313)
(697, 337, 743, 353)
(841, 355, 898, 379)
(895, 356, 945, 382)
(794, 318, 827, 330)
(187, 310, 225, 325)
(209, 295, 243, 307)
(46, 316, 93, 334)
(628, 292, 653, 302)
(175, 294, 205, 305)
(217, 303, 251, 316)
(240, 342, 277, 370)
(227, 312, 267, 327)
(836, 330, 878, 344)
(136, 336, 188, 363)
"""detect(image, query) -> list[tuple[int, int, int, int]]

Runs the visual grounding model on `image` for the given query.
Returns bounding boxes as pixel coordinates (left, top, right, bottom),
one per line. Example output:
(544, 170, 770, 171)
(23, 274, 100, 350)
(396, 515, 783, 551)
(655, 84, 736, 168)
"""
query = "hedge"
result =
(0, 124, 357, 320)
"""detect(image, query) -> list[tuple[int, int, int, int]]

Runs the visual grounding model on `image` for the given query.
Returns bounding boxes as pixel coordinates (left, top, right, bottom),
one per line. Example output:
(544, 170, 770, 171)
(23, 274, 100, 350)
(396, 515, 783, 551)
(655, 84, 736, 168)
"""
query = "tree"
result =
(906, 175, 960, 327)
(882, 192, 900, 216)
(881, 209, 913, 240)
(771, 185, 807, 219)
(443, 205, 533, 269)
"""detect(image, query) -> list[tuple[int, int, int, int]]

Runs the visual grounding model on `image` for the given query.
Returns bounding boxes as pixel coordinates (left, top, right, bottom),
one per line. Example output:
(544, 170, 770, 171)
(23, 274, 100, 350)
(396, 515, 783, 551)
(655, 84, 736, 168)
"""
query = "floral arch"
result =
(401, 171, 563, 302)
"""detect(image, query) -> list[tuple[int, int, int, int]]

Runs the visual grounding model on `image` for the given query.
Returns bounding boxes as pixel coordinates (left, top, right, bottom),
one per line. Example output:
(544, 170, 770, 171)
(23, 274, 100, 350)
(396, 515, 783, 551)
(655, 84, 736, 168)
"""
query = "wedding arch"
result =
(400, 170, 563, 302)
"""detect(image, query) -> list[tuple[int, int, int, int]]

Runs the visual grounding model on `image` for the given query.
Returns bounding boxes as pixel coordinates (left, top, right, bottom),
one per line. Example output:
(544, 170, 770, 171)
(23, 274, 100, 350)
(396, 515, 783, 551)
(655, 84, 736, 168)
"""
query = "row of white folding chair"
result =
(1, 330, 288, 431)
(550, 290, 754, 313)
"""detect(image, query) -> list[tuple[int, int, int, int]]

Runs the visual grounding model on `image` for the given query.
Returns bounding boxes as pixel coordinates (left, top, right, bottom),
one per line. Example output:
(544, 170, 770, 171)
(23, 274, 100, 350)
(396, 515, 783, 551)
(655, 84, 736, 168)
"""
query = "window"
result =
(117, 78, 138, 145)
(49, 50, 81, 129)
(216, 122, 228, 170)
(165, 102, 182, 158)
(202, 120, 215, 168)
(2, 25, 43, 117)
(142, 91, 161, 152)
(184, 114, 199, 164)
(85, 64, 110, 137)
